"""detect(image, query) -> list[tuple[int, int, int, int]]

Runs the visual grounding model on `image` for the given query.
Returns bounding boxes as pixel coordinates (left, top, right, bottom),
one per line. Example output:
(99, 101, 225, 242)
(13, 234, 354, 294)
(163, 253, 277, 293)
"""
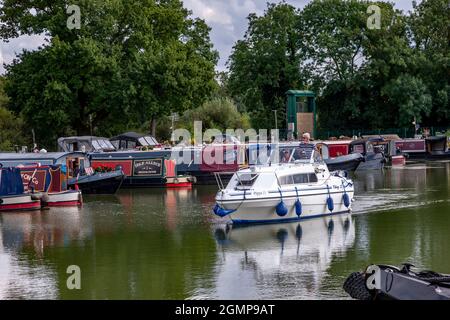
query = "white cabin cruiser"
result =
(213, 144, 354, 224)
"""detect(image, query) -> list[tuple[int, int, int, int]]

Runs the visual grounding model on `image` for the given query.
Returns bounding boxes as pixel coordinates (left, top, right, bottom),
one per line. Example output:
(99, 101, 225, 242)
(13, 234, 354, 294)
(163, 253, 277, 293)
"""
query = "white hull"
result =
(213, 144, 355, 225)
(217, 189, 353, 223)
(46, 190, 82, 207)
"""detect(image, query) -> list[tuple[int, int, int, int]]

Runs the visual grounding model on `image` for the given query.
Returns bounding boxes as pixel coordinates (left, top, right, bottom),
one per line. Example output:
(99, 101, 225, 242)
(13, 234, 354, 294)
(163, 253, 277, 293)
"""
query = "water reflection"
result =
(0, 162, 448, 300)
(202, 215, 355, 300)
(0, 207, 90, 299)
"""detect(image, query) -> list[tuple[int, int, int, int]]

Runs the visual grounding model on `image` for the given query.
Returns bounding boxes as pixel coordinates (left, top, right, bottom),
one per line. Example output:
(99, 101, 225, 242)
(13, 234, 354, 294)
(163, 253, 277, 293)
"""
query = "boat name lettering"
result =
(133, 159, 163, 176)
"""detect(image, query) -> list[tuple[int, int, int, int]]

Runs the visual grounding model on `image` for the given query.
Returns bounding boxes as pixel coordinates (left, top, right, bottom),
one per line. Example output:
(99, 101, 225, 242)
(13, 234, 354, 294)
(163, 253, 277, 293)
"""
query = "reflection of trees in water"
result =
(40, 226, 218, 299)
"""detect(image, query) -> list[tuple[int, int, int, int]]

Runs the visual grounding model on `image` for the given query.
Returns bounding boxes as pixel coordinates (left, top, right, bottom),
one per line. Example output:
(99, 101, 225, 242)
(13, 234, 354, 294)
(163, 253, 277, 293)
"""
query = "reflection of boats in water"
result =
(0, 207, 91, 253)
(210, 215, 355, 299)
(0, 214, 60, 299)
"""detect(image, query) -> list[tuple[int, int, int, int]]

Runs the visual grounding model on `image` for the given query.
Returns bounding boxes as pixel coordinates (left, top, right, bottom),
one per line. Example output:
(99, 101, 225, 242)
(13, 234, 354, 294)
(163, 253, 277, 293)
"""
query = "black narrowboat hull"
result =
(179, 172, 234, 185)
(68, 171, 125, 194)
(325, 154, 364, 172)
(406, 151, 450, 160)
(121, 177, 167, 188)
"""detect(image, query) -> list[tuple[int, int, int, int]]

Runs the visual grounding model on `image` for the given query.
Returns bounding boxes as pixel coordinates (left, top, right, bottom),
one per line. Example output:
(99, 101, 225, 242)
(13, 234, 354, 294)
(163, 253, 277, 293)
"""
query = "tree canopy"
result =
(1, 0, 218, 148)
(227, 0, 449, 134)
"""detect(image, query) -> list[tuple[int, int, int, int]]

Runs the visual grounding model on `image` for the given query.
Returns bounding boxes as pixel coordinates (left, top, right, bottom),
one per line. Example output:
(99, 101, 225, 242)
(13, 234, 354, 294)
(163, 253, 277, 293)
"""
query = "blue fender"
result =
(295, 199, 302, 216)
(276, 201, 288, 217)
(343, 193, 350, 208)
(327, 197, 334, 212)
(213, 204, 237, 218)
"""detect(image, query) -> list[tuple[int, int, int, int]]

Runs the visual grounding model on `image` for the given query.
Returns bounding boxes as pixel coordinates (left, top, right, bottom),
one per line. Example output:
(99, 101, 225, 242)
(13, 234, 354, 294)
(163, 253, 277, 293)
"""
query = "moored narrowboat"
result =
(89, 150, 193, 188)
(18, 164, 82, 207)
(0, 152, 124, 195)
(349, 139, 385, 170)
(395, 136, 450, 160)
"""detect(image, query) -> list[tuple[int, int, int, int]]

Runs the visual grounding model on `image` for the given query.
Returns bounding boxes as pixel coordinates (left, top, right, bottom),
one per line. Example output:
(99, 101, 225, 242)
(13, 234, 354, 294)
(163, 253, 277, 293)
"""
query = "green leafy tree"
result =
(0, 76, 28, 150)
(381, 75, 432, 127)
(181, 97, 251, 133)
(1, 0, 218, 147)
(227, 3, 303, 130)
(298, 0, 368, 85)
(409, 0, 450, 126)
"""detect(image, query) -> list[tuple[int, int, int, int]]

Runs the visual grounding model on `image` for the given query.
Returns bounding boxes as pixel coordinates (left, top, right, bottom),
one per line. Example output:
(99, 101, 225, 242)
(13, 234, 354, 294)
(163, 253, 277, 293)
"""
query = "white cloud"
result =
(1, 34, 47, 74)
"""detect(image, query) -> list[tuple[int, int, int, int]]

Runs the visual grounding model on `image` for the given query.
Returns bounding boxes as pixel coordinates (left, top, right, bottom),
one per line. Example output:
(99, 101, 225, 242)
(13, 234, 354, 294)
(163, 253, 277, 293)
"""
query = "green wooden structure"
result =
(286, 90, 316, 139)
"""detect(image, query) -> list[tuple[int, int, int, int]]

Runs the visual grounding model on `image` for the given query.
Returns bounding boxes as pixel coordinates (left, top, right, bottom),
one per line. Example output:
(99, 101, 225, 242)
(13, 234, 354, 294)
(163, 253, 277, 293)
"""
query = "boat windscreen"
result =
(93, 139, 115, 151)
(138, 137, 149, 146)
(292, 146, 314, 161)
(236, 173, 259, 188)
(146, 136, 159, 146)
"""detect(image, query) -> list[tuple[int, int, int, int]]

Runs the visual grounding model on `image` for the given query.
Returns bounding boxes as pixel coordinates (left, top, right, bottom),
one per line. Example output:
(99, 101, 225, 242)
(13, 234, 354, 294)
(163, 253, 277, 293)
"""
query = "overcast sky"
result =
(0, 1, 418, 74)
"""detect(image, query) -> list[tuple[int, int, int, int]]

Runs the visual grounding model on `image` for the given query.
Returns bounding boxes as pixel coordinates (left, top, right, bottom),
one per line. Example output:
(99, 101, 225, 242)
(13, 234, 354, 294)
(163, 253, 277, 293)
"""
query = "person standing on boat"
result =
(301, 132, 311, 144)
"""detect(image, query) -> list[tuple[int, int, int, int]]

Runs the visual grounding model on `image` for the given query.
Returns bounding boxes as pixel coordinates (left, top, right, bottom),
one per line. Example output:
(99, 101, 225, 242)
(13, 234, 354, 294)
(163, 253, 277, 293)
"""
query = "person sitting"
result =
(281, 149, 290, 163)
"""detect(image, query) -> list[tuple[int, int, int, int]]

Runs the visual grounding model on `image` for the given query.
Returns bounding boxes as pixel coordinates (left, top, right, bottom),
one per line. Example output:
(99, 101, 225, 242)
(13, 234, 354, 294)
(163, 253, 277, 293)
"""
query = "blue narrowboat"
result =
(0, 152, 124, 195)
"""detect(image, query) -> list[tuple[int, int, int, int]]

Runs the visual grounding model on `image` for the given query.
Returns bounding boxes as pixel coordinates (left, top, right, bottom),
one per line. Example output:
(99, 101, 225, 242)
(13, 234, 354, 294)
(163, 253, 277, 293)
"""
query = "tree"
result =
(0, 76, 28, 150)
(409, 0, 450, 126)
(181, 97, 250, 133)
(1, 0, 218, 147)
(227, 3, 303, 130)
(298, 0, 368, 86)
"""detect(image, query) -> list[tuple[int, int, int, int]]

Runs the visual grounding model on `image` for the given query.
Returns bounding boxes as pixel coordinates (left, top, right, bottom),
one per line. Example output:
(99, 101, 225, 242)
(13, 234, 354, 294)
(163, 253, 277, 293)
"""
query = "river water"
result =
(0, 162, 449, 300)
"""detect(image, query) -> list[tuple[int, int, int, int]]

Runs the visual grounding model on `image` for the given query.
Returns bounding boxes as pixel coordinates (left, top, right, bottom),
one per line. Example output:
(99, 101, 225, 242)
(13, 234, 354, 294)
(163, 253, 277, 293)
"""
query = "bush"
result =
(181, 97, 251, 132)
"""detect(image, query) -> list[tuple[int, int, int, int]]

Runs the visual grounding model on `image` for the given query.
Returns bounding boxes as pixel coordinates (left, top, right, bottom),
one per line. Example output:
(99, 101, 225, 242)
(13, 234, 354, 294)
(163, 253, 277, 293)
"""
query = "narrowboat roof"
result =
(0, 152, 87, 162)
(89, 150, 171, 159)
(362, 134, 401, 141)
(425, 136, 447, 142)
(350, 137, 384, 145)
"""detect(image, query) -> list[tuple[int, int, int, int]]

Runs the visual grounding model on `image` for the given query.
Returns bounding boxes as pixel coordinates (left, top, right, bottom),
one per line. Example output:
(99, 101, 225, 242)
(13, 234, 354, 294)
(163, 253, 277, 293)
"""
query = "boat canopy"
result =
(110, 132, 159, 150)
(0, 167, 24, 196)
(58, 136, 116, 153)
(426, 136, 448, 152)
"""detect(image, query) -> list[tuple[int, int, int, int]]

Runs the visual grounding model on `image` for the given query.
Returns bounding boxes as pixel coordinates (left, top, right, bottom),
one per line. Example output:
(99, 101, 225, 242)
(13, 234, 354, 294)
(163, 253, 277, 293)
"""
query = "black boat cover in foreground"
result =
(344, 263, 450, 300)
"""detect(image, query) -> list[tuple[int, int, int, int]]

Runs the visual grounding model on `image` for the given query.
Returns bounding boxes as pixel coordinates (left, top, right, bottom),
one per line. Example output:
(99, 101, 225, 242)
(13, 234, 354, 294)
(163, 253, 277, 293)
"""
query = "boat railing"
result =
(214, 172, 235, 191)
(214, 170, 262, 191)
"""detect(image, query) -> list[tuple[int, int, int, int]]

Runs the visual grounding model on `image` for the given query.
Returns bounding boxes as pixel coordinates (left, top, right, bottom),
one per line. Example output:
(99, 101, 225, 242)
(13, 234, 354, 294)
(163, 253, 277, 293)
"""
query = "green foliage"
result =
(1, 0, 218, 148)
(381, 75, 432, 127)
(227, 3, 303, 130)
(227, 0, 449, 132)
(181, 97, 251, 133)
(0, 77, 29, 150)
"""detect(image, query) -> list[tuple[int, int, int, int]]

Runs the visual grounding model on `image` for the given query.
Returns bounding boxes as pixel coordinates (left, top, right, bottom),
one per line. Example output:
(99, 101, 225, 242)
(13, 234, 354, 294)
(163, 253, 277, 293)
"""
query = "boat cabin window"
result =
(279, 173, 318, 185)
